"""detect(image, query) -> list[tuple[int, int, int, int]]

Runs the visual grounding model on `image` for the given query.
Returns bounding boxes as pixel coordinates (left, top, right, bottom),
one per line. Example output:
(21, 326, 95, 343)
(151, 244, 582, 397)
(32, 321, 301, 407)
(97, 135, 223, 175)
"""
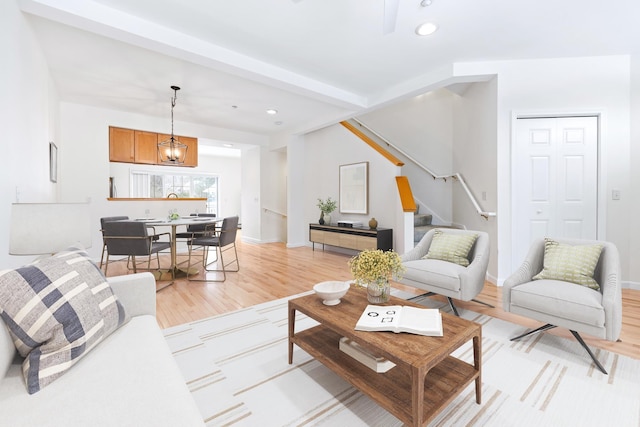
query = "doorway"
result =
(512, 115, 599, 268)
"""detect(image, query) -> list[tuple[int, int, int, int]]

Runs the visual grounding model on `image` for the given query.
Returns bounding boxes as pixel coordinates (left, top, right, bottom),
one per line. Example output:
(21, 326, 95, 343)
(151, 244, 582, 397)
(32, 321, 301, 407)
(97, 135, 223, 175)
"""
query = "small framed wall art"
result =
(339, 161, 368, 214)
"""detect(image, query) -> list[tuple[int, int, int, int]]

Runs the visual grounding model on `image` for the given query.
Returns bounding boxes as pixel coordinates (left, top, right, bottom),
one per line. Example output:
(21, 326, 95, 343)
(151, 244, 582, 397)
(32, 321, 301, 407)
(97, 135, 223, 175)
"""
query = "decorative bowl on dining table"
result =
(313, 281, 351, 306)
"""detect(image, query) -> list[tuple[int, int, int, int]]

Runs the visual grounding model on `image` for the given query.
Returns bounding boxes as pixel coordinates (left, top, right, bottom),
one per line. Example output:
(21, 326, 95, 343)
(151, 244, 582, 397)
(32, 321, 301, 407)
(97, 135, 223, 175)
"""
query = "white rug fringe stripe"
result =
(164, 291, 640, 426)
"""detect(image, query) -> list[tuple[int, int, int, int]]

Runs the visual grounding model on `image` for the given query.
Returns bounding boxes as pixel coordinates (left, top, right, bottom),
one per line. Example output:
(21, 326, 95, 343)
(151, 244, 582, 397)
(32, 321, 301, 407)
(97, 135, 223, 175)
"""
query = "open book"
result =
(355, 305, 443, 337)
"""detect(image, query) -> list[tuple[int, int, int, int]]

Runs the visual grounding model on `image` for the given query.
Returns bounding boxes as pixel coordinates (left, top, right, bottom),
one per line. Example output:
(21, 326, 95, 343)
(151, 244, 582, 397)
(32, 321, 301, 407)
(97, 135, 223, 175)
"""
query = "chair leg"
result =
(471, 298, 495, 308)
(100, 243, 107, 269)
(510, 323, 557, 341)
(511, 325, 607, 374)
(447, 297, 460, 317)
(570, 330, 608, 374)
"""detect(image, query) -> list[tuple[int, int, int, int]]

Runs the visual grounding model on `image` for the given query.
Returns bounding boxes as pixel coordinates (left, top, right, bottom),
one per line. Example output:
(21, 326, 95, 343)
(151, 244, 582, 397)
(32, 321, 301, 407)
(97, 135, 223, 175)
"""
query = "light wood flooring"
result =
(103, 231, 640, 360)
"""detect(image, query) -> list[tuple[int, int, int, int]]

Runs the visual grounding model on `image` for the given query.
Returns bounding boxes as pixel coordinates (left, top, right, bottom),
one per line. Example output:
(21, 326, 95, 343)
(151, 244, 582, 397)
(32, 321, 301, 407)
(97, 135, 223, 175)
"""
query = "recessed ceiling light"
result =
(415, 22, 438, 36)
(223, 143, 233, 147)
(266, 109, 278, 115)
(274, 121, 283, 126)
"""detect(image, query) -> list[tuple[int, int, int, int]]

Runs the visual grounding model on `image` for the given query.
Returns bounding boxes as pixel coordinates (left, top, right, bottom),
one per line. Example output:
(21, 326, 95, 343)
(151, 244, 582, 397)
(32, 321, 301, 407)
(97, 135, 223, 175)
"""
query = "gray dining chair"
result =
(102, 221, 173, 279)
(186, 216, 239, 282)
(175, 213, 217, 241)
(99, 216, 129, 269)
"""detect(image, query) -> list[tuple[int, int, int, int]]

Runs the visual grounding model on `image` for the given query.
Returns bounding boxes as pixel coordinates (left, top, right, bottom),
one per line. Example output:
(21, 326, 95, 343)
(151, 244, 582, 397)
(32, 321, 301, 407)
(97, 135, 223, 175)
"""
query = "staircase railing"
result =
(350, 118, 496, 220)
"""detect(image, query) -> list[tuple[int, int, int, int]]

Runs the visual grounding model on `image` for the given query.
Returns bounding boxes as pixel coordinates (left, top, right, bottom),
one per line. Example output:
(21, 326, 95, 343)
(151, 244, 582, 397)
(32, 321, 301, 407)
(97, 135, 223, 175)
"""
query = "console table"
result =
(309, 223, 392, 251)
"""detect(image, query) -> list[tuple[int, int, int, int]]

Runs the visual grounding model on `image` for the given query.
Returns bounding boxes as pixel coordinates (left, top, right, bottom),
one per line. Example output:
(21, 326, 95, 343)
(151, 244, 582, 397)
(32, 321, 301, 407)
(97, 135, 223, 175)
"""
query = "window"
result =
(131, 171, 219, 214)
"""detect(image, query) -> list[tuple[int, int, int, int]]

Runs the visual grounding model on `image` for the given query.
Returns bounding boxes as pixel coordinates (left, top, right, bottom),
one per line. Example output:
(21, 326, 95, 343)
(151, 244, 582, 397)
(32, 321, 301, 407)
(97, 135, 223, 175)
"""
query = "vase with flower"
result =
(348, 249, 405, 304)
(316, 197, 337, 225)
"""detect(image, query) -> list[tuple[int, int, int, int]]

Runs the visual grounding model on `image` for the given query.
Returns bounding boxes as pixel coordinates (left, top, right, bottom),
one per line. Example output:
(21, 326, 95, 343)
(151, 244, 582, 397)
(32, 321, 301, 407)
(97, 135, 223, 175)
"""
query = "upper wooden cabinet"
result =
(109, 126, 198, 167)
(135, 130, 160, 164)
(109, 127, 135, 163)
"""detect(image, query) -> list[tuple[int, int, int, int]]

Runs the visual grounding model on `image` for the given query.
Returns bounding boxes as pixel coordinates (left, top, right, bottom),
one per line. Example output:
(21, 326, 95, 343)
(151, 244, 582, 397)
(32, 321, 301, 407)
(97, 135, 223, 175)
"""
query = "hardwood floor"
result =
(104, 230, 640, 360)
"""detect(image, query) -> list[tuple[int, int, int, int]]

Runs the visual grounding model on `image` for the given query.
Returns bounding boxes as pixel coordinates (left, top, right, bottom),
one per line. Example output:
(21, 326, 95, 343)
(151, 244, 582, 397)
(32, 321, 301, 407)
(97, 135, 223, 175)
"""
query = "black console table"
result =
(309, 223, 393, 252)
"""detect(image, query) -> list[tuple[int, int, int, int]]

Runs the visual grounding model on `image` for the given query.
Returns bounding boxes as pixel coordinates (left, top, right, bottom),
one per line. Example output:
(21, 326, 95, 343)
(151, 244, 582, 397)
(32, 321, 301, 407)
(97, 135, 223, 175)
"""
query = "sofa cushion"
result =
(423, 230, 478, 267)
(0, 315, 205, 426)
(532, 238, 603, 290)
(0, 246, 127, 394)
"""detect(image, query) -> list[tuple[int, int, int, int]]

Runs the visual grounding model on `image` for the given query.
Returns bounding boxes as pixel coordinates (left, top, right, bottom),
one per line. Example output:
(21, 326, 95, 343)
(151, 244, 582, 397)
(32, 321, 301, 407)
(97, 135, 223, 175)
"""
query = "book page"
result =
(355, 305, 403, 332)
(398, 306, 442, 336)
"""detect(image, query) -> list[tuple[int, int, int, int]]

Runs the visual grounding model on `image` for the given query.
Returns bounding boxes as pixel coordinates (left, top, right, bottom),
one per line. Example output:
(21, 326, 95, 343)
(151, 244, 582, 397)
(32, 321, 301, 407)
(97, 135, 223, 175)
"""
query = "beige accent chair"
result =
(503, 237, 622, 374)
(399, 228, 491, 316)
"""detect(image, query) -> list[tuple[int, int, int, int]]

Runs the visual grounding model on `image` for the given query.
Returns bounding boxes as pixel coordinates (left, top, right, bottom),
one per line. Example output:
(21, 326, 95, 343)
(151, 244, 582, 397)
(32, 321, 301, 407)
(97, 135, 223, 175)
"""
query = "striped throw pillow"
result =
(532, 238, 603, 290)
(0, 246, 127, 394)
(423, 230, 478, 267)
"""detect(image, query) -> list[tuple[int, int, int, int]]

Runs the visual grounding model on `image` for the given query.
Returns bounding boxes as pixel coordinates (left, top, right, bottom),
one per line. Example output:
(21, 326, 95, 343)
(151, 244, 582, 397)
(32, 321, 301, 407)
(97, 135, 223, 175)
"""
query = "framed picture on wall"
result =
(49, 142, 57, 183)
(339, 161, 368, 214)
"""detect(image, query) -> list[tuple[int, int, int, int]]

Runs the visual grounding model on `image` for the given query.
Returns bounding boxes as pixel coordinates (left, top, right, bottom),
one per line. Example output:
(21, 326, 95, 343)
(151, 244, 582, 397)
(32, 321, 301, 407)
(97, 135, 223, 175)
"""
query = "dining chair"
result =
(186, 216, 239, 282)
(99, 216, 129, 269)
(175, 213, 217, 241)
(102, 220, 173, 279)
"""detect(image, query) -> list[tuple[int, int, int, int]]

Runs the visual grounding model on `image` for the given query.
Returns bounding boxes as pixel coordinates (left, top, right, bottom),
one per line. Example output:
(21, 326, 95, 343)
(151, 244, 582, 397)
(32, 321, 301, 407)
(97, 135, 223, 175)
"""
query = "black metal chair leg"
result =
(510, 323, 557, 341)
(471, 298, 495, 308)
(447, 297, 460, 317)
(570, 330, 608, 374)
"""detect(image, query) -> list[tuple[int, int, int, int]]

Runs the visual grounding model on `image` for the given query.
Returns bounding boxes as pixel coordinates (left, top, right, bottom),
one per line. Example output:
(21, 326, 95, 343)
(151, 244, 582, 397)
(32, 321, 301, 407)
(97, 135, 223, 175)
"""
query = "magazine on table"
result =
(355, 305, 443, 337)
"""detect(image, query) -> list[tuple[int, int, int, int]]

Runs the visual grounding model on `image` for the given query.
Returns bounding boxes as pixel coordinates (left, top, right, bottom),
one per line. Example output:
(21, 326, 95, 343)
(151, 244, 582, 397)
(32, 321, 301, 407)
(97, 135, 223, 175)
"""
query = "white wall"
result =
(452, 79, 498, 281)
(301, 124, 400, 252)
(357, 89, 455, 224)
(2, 2, 58, 269)
(58, 102, 246, 261)
(456, 56, 631, 284)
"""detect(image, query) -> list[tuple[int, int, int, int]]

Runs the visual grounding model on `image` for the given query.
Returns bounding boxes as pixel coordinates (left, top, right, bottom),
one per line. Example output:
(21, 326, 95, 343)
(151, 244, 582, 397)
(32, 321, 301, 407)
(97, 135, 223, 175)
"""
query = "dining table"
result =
(135, 216, 221, 279)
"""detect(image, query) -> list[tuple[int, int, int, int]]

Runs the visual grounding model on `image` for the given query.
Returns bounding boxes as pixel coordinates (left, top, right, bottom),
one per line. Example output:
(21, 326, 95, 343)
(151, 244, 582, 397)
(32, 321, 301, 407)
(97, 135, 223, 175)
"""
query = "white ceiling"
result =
(19, 0, 640, 146)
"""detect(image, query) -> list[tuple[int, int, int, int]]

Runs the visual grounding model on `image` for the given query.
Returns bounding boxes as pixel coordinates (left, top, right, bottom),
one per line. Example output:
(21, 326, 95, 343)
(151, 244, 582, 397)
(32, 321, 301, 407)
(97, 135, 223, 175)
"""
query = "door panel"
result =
(513, 116, 598, 268)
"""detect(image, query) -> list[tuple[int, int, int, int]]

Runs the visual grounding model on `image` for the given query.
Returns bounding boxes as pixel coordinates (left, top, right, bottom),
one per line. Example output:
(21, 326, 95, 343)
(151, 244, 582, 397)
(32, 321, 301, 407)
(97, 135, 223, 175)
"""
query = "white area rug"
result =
(164, 291, 640, 426)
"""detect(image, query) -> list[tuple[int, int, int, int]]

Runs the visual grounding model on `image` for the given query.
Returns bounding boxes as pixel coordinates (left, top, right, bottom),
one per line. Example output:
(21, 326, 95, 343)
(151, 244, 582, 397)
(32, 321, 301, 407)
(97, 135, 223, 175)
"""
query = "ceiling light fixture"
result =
(415, 22, 438, 36)
(266, 108, 278, 115)
(158, 85, 188, 165)
(420, 0, 433, 7)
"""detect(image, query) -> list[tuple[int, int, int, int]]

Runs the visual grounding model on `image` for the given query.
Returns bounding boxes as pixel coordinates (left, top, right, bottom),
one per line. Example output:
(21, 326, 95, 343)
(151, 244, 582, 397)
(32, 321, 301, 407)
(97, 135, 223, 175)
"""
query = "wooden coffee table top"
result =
(288, 285, 482, 426)
(289, 285, 480, 368)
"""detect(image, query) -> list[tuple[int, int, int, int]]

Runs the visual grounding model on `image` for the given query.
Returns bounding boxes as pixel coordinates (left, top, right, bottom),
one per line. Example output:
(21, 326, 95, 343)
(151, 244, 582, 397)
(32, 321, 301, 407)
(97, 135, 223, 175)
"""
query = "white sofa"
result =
(0, 272, 205, 427)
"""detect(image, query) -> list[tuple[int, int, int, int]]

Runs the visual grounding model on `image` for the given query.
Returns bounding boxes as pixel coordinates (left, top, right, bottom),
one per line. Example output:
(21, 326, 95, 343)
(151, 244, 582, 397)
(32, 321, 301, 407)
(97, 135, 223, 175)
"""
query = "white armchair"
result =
(503, 237, 622, 374)
(399, 228, 491, 316)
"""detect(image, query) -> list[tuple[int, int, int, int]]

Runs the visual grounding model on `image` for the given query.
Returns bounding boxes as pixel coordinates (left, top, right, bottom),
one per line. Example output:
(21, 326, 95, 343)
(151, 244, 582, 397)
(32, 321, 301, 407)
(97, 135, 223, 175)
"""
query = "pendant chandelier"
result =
(158, 85, 188, 165)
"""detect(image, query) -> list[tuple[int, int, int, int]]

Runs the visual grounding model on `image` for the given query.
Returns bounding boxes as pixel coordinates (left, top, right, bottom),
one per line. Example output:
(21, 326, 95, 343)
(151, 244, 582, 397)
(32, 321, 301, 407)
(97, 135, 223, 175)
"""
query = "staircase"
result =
(413, 211, 460, 245)
(414, 212, 438, 244)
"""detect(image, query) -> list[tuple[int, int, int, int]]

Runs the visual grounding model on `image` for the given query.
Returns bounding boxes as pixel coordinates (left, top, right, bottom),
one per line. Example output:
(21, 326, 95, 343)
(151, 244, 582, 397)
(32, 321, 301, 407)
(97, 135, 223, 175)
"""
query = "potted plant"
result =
(348, 249, 405, 303)
(316, 197, 337, 224)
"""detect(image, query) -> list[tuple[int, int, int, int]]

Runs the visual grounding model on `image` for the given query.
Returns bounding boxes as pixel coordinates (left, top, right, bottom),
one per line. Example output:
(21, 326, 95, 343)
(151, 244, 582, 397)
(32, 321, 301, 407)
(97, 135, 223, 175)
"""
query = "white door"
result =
(512, 116, 598, 267)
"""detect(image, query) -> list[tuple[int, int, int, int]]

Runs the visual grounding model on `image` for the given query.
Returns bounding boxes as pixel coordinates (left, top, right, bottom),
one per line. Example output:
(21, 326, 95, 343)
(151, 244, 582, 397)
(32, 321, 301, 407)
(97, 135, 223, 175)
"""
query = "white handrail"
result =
(263, 207, 287, 218)
(350, 118, 496, 220)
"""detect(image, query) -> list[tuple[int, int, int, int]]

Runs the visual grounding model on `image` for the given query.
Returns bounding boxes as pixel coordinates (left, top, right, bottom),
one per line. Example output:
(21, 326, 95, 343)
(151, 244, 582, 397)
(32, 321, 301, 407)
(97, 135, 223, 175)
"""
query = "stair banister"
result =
(350, 118, 496, 220)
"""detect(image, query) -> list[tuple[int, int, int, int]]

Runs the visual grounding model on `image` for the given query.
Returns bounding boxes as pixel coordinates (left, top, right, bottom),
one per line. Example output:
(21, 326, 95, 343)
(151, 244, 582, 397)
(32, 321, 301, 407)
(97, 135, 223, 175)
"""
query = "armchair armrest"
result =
(502, 239, 545, 310)
(107, 272, 156, 317)
(598, 242, 622, 340)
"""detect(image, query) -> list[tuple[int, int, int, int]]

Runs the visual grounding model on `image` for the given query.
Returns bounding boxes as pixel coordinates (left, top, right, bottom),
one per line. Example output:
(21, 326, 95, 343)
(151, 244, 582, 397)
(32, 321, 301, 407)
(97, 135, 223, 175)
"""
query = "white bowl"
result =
(313, 281, 351, 306)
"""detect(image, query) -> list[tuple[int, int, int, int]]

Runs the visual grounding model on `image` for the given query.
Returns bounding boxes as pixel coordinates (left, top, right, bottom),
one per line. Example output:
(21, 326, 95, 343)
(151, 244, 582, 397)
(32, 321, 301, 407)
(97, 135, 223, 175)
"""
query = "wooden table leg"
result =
(288, 304, 296, 364)
(411, 366, 425, 427)
(473, 333, 482, 404)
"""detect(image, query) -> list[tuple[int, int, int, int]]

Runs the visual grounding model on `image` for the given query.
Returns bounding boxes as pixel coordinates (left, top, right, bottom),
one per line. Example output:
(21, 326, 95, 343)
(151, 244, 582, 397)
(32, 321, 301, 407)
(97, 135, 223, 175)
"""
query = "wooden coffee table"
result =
(288, 286, 481, 427)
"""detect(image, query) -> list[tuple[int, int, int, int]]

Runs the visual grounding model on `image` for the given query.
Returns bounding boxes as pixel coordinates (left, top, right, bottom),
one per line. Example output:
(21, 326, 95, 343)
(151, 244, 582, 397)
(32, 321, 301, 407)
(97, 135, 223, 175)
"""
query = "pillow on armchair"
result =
(532, 238, 603, 290)
(422, 230, 478, 267)
(0, 246, 128, 394)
